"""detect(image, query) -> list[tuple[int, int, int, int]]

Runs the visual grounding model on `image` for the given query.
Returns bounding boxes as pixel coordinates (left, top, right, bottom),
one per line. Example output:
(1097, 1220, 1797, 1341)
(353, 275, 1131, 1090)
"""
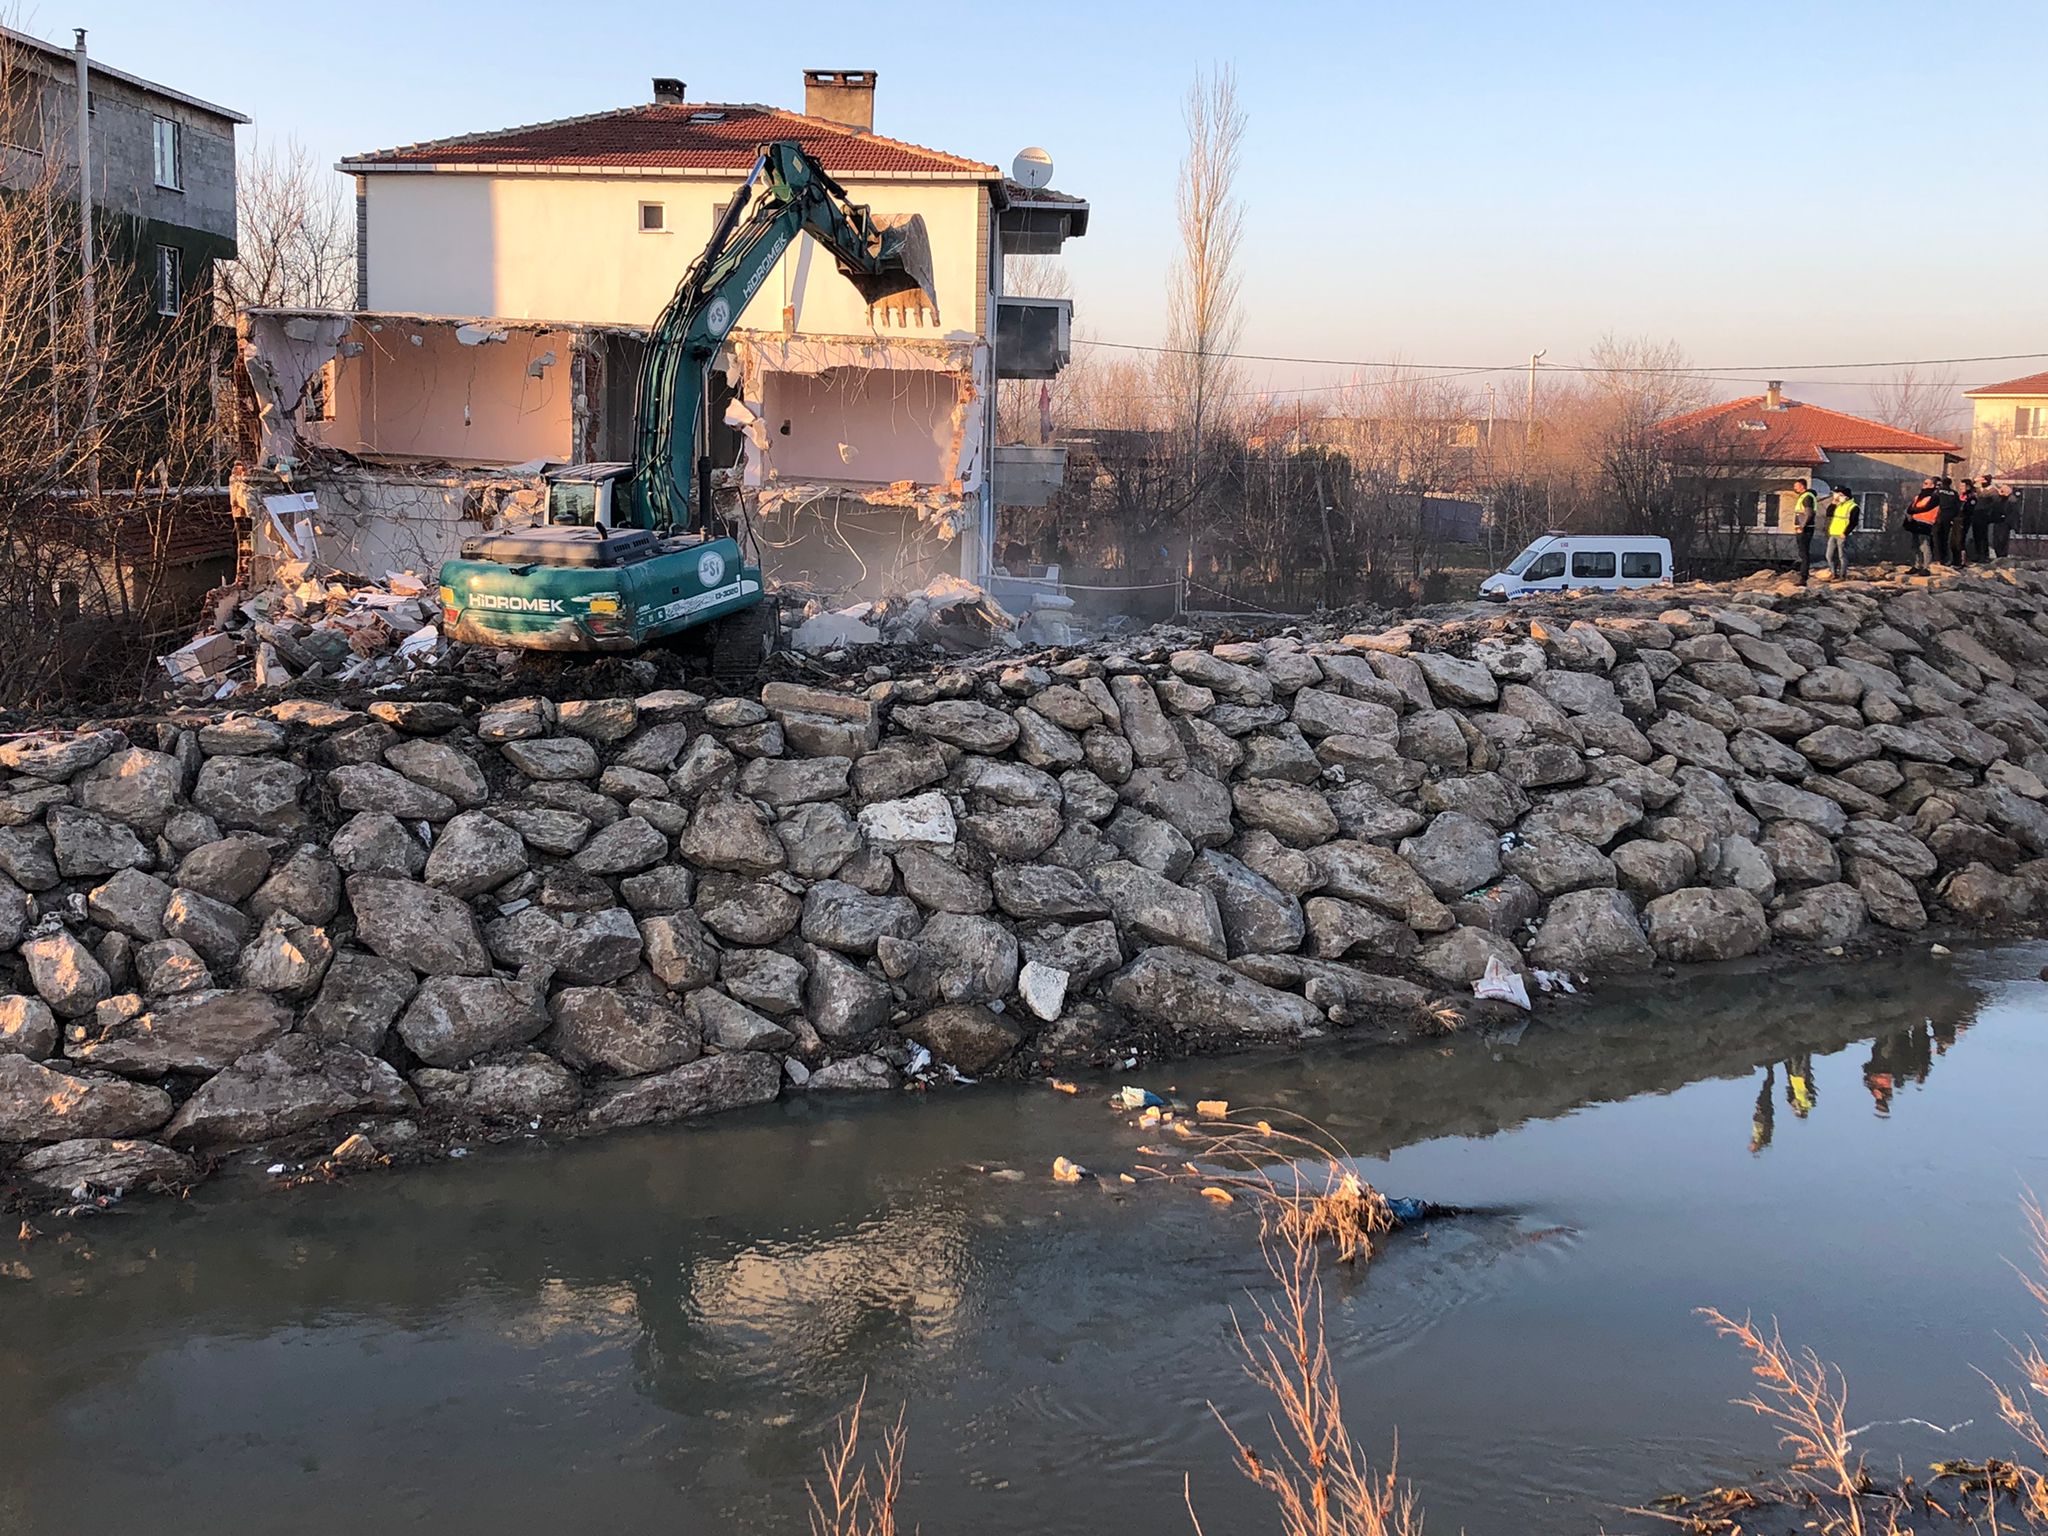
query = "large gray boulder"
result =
(1502, 827, 1615, 898)
(1526, 888, 1655, 974)
(1119, 767, 1236, 848)
(1643, 887, 1769, 962)
(0, 995, 58, 1058)
(892, 700, 1020, 754)
(77, 748, 182, 834)
(799, 880, 921, 956)
(13, 1137, 194, 1196)
(0, 1054, 173, 1141)
(1314, 841, 1455, 932)
(193, 756, 307, 832)
(237, 913, 335, 1000)
(21, 931, 112, 1018)
(1106, 947, 1322, 1038)
(1091, 860, 1228, 960)
(902, 1003, 1023, 1073)
(423, 812, 530, 896)
(581, 1051, 781, 1131)
(1186, 850, 1306, 957)
(346, 876, 491, 976)
(1771, 883, 1868, 947)
(302, 951, 417, 1054)
(693, 875, 801, 945)
(899, 912, 1019, 1005)
(66, 987, 291, 1076)
(676, 795, 786, 873)
(1399, 812, 1503, 900)
(685, 988, 795, 1052)
(548, 987, 701, 1075)
(395, 975, 549, 1067)
(163, 1036, 413, 1148)
(411, 1054, 582, 1120)
(806, 949, 893, 1042)
(48, 806, 150, 879)
(330, 763, 457, 822)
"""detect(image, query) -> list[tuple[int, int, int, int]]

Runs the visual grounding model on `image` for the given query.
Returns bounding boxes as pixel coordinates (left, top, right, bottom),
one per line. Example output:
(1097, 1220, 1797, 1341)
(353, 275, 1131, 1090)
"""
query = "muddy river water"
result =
(3, 945, 2046, 1535)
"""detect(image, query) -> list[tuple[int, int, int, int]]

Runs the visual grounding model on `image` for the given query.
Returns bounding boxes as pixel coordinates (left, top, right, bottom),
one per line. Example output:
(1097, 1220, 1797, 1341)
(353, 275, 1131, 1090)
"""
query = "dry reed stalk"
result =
(1163, 1116, 1398, 1266)
(806, 1388, 908, 1536)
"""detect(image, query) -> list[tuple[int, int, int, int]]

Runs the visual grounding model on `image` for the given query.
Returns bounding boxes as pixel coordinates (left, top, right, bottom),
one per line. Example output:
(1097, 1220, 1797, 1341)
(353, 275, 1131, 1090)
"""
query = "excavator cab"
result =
(543, 463, 632, 528)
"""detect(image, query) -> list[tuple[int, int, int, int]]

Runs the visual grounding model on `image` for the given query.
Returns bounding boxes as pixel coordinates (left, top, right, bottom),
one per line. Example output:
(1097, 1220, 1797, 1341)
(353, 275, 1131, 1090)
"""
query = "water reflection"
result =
(0, 945, 2041, 1536)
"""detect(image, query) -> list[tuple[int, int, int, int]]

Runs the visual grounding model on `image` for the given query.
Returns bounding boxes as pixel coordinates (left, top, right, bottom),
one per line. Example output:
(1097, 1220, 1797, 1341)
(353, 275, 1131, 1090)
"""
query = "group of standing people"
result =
(1903, 474, 2017, 572)
(1789, 478, 1858, 583)
(1790, 473, 2019, 581)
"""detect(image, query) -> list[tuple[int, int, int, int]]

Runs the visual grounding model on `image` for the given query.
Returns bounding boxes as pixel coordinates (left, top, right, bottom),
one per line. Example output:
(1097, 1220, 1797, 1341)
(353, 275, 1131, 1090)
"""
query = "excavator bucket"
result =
(850, 212, 939, 314)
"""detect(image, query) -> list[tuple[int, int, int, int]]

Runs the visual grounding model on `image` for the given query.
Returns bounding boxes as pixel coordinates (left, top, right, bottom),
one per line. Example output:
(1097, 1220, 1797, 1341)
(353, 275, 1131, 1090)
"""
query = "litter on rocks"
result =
(1533, 969, 1577, 995)
(1196, 1100, 1229, 1120)
(1114, 1086, 1169, 1111)
(1051, 1156, 1089, 1183)
(1473, 957, 1532, 1011)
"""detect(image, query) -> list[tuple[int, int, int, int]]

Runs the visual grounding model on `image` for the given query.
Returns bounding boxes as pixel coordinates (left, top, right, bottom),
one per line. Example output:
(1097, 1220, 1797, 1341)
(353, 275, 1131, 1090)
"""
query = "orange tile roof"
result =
(344, 102, 998, 178)
(1658, 394, 1960, 467)
(1964, 369, 2048, 397)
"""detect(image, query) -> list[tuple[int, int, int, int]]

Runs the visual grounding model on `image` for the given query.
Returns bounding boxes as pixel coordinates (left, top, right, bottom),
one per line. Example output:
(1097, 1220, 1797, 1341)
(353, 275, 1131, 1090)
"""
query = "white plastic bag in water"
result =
(1473, 955, 1531, 1011)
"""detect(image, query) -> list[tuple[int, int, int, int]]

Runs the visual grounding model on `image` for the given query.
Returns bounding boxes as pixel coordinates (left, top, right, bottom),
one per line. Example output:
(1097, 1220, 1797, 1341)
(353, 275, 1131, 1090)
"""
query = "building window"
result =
(152, 116, 181, 190)
(1571, 550, 1617, 579)
(2016, 406, 2047, 439)
(1857, 491, 1888, 531)
(639, 201, 666, 232)
(155, 244, 182, 315)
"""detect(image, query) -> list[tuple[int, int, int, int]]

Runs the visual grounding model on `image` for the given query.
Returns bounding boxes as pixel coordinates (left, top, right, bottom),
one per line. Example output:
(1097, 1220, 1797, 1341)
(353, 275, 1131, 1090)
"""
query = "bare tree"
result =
(1162, 62, 1246, 597)
(218, 136, 355, 313)
(1868, 364, 1963, 442)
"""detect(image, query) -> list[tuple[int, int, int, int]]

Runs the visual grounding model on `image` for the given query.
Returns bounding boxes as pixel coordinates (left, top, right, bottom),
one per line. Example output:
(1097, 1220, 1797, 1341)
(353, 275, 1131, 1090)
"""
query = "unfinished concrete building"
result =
(235, 70, 1087, 599)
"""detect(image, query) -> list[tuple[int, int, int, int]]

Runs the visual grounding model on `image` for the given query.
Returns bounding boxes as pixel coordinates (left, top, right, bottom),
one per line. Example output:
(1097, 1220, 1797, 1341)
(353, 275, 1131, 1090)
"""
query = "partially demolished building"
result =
(234, 69, 1087, 601)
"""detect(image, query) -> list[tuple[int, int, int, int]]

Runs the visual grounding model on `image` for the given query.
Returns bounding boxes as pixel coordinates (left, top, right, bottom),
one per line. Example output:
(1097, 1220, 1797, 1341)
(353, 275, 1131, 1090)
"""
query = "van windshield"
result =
(1504, 541, 1548, 576)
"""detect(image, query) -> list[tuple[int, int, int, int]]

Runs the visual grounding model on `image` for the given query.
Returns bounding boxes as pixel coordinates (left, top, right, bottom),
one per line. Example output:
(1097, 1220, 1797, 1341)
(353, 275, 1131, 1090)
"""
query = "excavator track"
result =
(709, 598, 782, 683)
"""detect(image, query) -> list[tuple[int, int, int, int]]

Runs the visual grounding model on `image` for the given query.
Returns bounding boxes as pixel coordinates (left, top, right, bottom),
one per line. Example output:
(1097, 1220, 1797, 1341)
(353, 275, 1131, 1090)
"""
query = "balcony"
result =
(993, 443, 1067, 508)
(995, 296, 1071, 380)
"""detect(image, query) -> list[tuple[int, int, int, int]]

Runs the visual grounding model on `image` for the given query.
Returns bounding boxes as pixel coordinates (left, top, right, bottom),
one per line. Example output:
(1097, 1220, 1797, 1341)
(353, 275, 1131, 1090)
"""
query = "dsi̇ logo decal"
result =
(705, 298, 731, 333)
(697, 548, 726, 588)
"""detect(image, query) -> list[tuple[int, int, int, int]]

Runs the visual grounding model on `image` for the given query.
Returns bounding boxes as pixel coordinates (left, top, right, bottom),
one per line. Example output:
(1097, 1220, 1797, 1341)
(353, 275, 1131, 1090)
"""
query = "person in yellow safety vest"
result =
(1790, 478, 1817, 586)
(1826, 489, 1857, 579)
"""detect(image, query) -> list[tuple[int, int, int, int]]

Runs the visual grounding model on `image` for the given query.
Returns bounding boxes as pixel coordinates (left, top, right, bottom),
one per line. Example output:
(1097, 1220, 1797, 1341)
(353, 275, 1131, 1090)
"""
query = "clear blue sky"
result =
(27, 0, 2048, 410)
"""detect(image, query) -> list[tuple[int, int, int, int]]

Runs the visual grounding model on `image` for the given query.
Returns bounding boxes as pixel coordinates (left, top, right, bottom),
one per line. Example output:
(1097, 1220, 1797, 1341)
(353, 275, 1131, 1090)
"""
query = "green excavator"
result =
(436, 141, 937, 671)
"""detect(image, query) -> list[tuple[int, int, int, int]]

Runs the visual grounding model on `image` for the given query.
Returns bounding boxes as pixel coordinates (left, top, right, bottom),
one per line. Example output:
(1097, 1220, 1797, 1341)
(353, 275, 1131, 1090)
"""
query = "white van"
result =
(1479, 533, 1674, 600)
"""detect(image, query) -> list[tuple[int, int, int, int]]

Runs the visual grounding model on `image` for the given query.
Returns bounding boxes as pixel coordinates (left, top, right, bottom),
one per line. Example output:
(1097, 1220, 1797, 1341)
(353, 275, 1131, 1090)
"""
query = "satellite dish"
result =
(1012, 146, 1054, 190)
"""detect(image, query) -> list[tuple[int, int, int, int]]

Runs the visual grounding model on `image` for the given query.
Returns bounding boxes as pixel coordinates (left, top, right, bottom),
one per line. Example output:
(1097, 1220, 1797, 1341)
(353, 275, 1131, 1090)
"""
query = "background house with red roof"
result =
(1659, 381, 1960, 543)
(233, 70, 1086, 601)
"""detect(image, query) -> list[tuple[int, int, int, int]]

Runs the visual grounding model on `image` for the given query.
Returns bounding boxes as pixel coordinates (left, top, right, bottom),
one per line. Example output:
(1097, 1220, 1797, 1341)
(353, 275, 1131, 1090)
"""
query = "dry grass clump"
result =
(1988, 1194, 2048, 1527)
(806, 1388, 908, 1536)
(1161, 1116, 1398, 1266)
(1199, 1215, 1424, 1536)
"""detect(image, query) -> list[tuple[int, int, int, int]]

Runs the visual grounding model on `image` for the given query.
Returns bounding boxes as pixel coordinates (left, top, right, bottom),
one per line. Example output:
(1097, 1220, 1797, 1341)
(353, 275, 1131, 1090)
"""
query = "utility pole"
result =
(1524, 349, 1545, 453)
(73, 29, 100, 496)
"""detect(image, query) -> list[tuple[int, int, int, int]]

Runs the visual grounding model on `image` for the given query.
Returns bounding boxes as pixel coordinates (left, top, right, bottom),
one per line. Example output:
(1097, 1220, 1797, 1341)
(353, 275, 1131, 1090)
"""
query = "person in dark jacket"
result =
(1790, 478, 1816, 585)
(1905, 477, 1942, 571)
(1983, 475, 2015, 559)
(1954, 478, 1980, 565)
(1937, 476, 1964, 566)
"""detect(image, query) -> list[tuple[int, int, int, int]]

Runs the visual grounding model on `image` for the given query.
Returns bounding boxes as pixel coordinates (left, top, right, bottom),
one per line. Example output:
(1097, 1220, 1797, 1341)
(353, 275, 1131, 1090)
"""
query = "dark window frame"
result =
(1571, 549, 1618, 579)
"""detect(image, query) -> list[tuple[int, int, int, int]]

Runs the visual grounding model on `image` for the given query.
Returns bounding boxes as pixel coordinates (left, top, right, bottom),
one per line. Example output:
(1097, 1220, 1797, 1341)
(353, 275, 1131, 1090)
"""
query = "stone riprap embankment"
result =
(5, 564, 2048, 1206)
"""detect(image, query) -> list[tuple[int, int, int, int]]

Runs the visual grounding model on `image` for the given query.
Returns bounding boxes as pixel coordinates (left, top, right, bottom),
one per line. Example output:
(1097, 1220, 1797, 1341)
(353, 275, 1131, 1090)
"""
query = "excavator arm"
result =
(620, 140, 937, 532)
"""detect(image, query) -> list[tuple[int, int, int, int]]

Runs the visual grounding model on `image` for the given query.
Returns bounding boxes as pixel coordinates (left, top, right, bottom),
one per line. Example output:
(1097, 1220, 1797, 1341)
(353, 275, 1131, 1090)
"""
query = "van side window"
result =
(1571, 550, 1617, 579)
(1524, 552, 1566, 580)
(1621, 551, 1663, 578)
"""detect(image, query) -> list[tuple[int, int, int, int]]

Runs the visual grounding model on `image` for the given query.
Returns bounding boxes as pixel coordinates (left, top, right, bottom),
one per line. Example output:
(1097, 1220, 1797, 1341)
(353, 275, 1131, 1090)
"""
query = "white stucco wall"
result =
(361, 172, 986, 341)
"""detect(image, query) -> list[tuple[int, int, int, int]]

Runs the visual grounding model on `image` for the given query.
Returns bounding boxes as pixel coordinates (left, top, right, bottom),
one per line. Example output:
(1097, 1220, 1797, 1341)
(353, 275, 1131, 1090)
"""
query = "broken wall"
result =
(234, 464, 545, 584)
(319, 320, 577, 466)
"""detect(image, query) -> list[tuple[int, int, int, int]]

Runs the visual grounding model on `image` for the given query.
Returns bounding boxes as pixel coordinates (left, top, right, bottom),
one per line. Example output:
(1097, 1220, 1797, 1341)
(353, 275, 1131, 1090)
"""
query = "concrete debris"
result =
(793, 574, 1021, 657)
(159, 559, 448, 696)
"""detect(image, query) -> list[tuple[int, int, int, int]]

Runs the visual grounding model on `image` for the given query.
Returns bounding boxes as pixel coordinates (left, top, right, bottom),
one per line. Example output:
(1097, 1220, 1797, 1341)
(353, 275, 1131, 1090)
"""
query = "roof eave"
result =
(0, 25, 249, 123)
(338, 159, 999, 181)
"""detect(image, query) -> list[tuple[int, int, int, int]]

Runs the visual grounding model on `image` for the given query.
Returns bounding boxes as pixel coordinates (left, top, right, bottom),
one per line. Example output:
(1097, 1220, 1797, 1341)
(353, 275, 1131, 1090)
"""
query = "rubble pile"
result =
(162, 563, 447, 696)
(791, 573, 1074, 657)
(10, 563, 2048, 1209)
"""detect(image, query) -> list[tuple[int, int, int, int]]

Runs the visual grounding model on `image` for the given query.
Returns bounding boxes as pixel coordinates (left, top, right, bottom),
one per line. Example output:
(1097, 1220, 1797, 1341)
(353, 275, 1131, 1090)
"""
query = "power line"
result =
(1073, 337, 2048, 378)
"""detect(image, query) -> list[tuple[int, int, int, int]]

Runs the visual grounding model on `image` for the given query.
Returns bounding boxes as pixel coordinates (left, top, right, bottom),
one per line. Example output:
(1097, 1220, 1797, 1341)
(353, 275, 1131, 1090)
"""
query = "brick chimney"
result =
(803, 69, 876, 131)
(1765, 380, 1785, 410)
(652, 77, 686, 105)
